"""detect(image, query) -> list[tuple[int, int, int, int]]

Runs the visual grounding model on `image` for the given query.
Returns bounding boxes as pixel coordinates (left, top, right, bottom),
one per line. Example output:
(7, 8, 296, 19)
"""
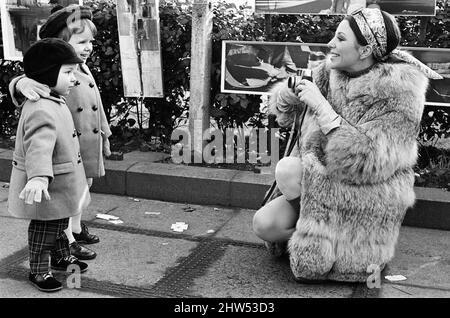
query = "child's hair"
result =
(57, 18, 97, 42)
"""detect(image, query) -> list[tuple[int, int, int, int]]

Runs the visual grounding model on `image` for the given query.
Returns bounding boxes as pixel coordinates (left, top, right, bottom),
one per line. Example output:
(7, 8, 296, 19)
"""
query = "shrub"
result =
(0, 0, 448, 146)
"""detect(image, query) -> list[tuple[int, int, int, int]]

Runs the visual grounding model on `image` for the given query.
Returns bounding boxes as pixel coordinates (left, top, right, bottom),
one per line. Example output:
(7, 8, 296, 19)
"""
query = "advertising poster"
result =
(222, 40, 450, 107)
(255, 0, 437, 16)
(0, 0, 83, 61)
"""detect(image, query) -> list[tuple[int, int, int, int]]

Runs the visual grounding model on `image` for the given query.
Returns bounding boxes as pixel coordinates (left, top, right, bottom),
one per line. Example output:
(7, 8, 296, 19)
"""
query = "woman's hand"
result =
(17, 77, 50, 101)
(297, 79, 342, 135)
(296, 79, 328, 113)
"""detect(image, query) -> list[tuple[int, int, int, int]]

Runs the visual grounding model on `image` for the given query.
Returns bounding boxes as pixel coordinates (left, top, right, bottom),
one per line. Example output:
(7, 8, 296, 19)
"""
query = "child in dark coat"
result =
(8, 38, 91, 292)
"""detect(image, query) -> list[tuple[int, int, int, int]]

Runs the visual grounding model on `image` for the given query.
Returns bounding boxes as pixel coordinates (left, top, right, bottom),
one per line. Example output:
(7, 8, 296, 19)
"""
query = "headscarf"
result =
(351, 8, 443, 80)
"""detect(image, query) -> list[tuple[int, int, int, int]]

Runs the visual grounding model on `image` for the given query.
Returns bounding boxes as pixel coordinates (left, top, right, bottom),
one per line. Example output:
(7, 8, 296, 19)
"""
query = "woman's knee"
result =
(252, 210, 272, 238)
(252, 197, 298, 241)
(275, 157, 302, 200)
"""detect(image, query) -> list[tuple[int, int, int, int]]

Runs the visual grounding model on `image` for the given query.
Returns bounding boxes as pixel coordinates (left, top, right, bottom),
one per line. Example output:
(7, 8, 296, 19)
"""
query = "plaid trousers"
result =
(28, 218, 70, 275)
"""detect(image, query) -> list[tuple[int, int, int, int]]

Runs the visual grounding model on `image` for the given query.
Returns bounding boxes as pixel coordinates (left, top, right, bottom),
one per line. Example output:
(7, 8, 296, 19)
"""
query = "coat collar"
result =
(43, 92, 66, 105)
(78, 63, 93, 78)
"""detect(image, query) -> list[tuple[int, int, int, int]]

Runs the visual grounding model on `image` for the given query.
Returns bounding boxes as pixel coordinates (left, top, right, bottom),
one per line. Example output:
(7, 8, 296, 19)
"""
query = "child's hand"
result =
(102, 131, 111, 157)
(19, 177, 51, 205)
(17, 77, 50, 102)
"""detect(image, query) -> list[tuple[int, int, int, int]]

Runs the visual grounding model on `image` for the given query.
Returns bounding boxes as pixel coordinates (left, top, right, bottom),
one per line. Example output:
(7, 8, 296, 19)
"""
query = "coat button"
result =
(77, 159, 82, 164)
(93, 128, 99, 134)
(92, 105, 98, 111)
(89, 83, 94, 88)
(72, 132, 76, 138)
(77, 130, 82, 137)
(77, 107, 83, 112)
(13, 160, 17, 165)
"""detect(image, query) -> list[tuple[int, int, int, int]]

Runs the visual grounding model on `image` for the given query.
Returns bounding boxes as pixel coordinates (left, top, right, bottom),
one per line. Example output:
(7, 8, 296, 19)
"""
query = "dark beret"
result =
(23, 38, 83, 87)
(39, 4, 92, 39)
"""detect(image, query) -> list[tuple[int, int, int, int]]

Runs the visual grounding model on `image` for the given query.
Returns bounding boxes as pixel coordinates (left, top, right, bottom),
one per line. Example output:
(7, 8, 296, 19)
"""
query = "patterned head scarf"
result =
(352, 8, 387, 61)
(350, 8, 443, 79)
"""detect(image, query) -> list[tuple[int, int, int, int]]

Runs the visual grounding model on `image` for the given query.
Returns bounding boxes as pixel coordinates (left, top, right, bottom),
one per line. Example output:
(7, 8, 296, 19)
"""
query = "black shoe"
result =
(51, 255, 88, 273)
(73, 222, 100, 245)
(69, 241, 96, 260)
(29, 272, 62, 292)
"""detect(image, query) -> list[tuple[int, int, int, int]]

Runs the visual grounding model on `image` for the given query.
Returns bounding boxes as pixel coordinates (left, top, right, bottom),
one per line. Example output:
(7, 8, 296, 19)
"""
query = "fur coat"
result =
(269, 53, 428, 282)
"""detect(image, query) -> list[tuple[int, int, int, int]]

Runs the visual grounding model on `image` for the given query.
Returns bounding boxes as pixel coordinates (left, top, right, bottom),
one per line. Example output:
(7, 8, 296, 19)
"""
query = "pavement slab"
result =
(214, 209, 261, 245)
(0, 278, 114, 298)
(0, 190, 449, 298)
(14, 228, 198, 289)
(63, 229, 197, 288)
(379, 283, 450, 298)
(189, 245, 355, 298)
(90, 197, 239, 238)
(382, 226, 450, 294)
(0, 217, 28, 260)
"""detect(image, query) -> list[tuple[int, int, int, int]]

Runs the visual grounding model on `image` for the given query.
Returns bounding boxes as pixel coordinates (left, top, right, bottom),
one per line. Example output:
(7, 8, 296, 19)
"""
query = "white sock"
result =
(71, 213, 82, 234)
(64, 218, 76, 244)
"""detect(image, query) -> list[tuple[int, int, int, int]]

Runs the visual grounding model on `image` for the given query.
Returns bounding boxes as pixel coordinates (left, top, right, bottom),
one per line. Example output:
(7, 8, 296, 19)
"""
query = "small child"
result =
(8, 38, 90, 292)
(10, 4, 112, 261)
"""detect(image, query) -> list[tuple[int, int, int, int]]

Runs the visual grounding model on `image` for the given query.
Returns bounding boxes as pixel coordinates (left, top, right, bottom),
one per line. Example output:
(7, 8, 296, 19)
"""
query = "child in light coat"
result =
(10, 5, 111, 261)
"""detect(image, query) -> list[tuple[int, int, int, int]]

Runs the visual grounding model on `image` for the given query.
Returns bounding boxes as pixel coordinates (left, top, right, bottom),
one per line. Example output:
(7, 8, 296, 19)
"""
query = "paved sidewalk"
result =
(0, 185, 449, 298)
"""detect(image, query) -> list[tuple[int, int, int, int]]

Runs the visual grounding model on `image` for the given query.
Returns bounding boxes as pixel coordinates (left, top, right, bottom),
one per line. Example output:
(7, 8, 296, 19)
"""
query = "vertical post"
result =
(189, 0, 212, 163)
(418, 16, 430, 46)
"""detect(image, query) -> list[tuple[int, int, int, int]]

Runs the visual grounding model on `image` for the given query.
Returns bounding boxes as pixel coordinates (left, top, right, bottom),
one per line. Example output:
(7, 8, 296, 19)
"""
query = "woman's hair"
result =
(345, 10, 401, 56)
(57, 18, 97, 42)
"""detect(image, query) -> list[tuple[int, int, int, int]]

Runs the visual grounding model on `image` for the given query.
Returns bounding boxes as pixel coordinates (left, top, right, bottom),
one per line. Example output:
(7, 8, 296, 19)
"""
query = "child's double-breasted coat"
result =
(8, 95, 91, 220)
(10, 63, 112, 178)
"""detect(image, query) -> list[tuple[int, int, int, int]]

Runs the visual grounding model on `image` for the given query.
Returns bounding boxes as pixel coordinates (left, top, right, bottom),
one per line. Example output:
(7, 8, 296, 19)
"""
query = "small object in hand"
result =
(288, 68, 313, 91)
(106, 151, 123, 161)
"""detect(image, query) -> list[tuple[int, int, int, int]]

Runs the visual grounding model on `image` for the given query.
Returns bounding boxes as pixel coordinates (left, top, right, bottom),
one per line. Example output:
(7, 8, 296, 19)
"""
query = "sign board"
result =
(254, 0, 437, 16)
(116, 0, 164, 98)
(0, 0, 82, 61)
(221, 41, 450, 107)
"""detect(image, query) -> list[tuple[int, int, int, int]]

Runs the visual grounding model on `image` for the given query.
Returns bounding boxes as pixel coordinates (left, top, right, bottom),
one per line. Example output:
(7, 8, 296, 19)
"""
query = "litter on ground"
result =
(385, 275, 407, 282)
(171, 222, 188, 232)
(96, 213, 120, 221)
(109, 219, 124, 225)
(145, 212, 161, 215)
